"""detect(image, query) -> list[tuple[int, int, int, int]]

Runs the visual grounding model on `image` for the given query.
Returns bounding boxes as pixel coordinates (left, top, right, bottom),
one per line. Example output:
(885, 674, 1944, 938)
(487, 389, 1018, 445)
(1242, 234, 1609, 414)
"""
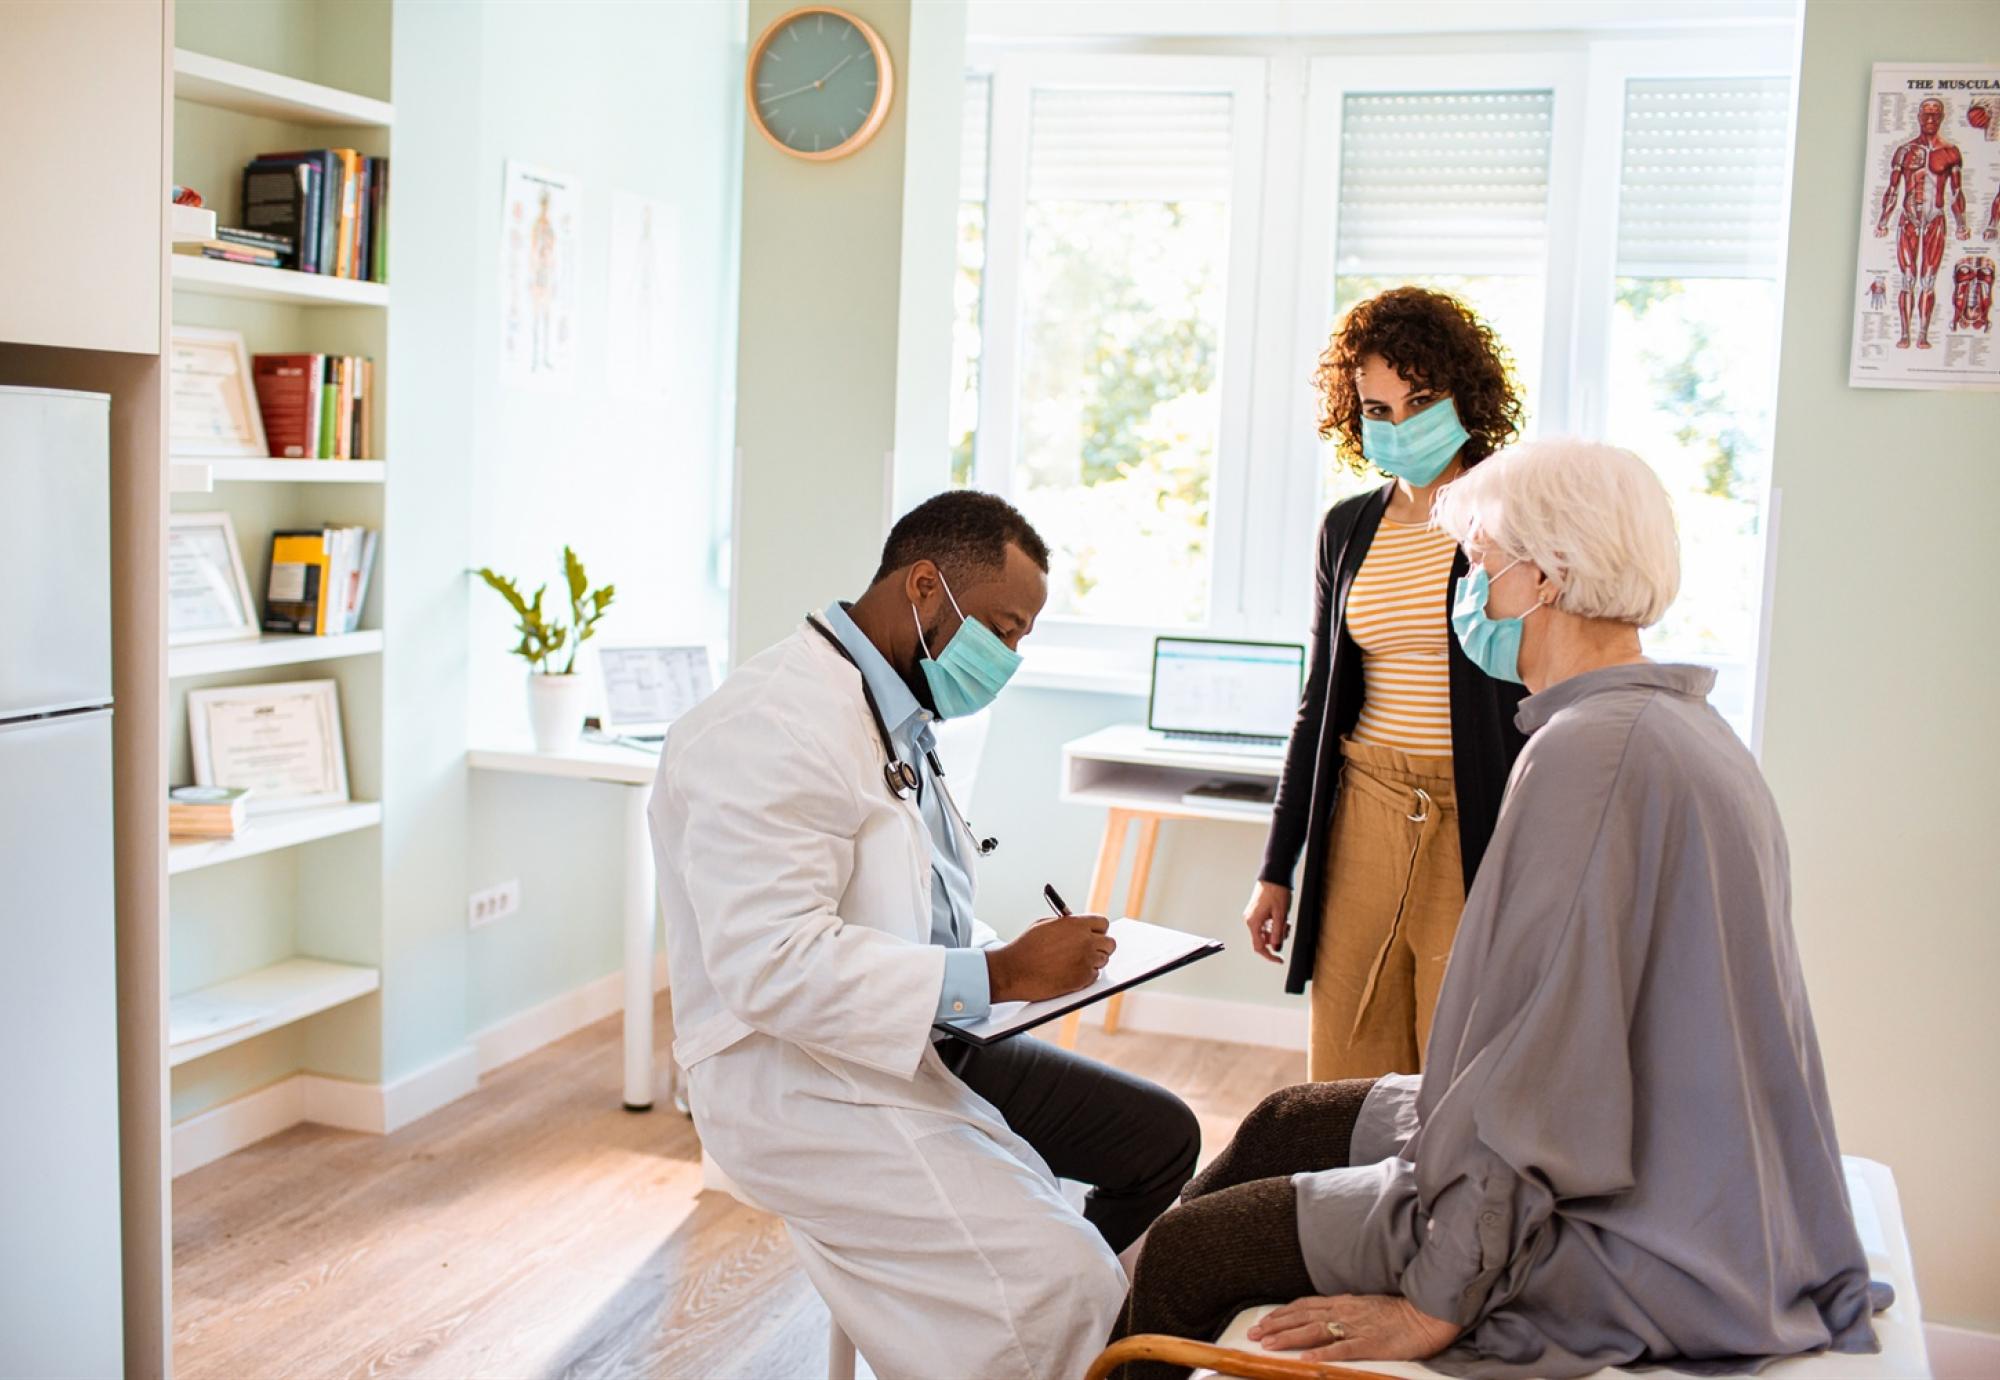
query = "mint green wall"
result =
(450, 0, 741, 1048)
(733, 0, 920, 659)
(1760, 0, 2000, 1331)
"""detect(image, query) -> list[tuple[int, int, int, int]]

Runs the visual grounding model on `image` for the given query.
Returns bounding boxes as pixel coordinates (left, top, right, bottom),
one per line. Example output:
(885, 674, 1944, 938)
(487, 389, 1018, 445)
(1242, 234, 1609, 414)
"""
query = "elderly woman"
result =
(1110, 439, 1878, 1379)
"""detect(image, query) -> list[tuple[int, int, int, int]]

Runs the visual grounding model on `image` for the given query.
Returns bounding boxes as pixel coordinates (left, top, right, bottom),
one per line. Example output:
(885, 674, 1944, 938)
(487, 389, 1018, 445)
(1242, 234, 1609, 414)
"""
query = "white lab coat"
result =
(647, 624, 1124, 1380)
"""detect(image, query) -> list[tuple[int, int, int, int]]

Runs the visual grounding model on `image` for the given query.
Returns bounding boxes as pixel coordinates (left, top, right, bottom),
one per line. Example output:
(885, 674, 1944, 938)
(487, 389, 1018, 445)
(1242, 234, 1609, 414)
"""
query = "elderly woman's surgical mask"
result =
(1451, 559, 1543, 685)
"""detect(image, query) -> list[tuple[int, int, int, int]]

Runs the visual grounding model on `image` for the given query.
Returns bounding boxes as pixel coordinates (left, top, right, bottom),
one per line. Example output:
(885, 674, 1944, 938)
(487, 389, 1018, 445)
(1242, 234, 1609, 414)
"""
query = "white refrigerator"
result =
(0, 385, 125, 1376)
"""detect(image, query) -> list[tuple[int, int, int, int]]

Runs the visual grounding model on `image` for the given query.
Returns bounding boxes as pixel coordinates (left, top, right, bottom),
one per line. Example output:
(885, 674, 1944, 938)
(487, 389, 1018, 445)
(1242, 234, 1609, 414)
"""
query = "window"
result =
(1607, 76, 1791, 734)
(955, 36, 1795, 734)
(969, 55, 1266, 644)
(1329, 89, 1556, 503)
(949, 75, 991, 487)
(1014, 87, 1236, 624)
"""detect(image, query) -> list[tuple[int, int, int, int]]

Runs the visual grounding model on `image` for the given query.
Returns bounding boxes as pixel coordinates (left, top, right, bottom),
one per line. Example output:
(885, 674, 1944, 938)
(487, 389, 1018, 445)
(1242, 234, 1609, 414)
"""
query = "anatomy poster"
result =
(607, 191, 680, 400)
(501, 161, 581, 391)
(1848, 64, 2000, 391)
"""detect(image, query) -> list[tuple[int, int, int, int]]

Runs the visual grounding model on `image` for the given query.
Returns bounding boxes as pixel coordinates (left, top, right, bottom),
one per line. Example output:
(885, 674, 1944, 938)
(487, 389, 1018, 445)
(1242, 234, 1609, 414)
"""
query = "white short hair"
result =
(1432, 438, 1681, 628)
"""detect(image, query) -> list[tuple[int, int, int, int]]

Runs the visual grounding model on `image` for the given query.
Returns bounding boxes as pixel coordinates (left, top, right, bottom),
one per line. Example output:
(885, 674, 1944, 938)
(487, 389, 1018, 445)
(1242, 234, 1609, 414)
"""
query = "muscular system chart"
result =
(1849, 63, 2000, 391)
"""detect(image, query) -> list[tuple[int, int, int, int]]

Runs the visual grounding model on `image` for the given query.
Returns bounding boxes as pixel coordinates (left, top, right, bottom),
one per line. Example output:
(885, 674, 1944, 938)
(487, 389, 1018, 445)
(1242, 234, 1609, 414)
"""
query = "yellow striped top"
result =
(1347, 519, 1458, 757)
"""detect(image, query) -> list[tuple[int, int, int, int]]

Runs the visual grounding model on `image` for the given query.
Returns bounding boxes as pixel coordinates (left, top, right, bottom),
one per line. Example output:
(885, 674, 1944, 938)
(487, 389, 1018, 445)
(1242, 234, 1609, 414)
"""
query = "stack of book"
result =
(264, 526, 378, 636)
(251, 353, 375, 459)
(241, 149, 388, 280)
(173, 226, 294, 267)
(168, 786, 250, 840)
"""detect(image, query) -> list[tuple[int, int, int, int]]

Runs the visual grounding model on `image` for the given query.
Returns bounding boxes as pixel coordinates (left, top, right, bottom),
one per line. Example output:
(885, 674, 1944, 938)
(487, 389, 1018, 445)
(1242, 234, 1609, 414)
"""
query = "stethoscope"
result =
(807, 614, 998, 857)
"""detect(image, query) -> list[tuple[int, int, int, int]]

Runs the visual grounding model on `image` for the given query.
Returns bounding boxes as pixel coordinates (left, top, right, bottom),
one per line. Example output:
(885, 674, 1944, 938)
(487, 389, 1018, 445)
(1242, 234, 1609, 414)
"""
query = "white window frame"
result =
(958, 31, 1798, 700)
(1282, 52, 1588, 640)
(971, 50, 1270, 670)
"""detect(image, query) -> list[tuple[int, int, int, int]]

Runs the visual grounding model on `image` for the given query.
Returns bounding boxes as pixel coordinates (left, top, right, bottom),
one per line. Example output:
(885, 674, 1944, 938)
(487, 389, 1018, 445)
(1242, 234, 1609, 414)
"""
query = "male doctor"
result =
(649, 491, 1199, 1380)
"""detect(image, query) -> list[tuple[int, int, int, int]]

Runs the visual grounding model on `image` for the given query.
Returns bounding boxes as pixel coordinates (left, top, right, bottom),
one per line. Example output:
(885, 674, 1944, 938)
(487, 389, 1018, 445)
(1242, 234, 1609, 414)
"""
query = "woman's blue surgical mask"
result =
(1360, 397, 1470, 486)
(1451, 560, 1542, 685)
(913, 574, 1022, 718)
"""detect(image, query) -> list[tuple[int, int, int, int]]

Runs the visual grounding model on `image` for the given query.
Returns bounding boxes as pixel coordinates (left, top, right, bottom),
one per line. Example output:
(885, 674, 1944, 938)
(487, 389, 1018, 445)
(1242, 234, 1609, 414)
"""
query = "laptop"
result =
(1147, 636, 1305, 755)
(596, 644, 715, 743)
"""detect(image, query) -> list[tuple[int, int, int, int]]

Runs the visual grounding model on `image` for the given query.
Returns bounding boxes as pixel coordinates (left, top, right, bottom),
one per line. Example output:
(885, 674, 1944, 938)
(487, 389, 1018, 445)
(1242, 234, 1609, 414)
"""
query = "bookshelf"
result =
(173, 48, 394, 128)
(167, 10, 393, 1180)
(169, 800, 382, 875)
(167, 957, 381, 1066)
(170, 253, 390, 307)
(168, 629, 383, 679)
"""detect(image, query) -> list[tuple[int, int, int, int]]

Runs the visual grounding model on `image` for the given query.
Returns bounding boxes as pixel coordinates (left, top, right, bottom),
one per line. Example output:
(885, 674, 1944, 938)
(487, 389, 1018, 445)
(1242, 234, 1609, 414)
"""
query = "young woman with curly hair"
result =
(1243, 286, 1530, 1080)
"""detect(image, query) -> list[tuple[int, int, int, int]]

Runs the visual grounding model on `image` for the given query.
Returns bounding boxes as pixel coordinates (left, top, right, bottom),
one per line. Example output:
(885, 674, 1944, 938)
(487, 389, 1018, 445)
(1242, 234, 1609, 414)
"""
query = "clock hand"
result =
(762, 52, 862, 108)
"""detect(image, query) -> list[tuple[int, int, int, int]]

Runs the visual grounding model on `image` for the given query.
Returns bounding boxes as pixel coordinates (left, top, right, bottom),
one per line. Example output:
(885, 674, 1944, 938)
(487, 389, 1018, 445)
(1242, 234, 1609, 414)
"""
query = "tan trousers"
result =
(1308, 738, 1464, 1081)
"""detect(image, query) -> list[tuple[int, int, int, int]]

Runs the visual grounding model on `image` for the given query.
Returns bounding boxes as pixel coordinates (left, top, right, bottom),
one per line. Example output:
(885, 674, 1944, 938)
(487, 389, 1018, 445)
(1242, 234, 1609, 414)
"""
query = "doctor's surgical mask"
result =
(912, 573, 1022, 718)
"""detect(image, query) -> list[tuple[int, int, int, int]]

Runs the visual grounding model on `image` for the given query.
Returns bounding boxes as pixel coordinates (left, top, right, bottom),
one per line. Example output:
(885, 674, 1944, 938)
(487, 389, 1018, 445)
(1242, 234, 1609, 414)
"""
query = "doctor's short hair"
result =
(1432, 437, 1681, 629)
(873, 490, 1051, 587)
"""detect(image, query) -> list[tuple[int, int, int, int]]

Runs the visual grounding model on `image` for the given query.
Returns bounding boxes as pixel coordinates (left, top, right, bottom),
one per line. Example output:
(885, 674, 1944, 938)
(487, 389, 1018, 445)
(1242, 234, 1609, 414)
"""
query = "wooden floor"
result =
(173, 998, 1304, 1379)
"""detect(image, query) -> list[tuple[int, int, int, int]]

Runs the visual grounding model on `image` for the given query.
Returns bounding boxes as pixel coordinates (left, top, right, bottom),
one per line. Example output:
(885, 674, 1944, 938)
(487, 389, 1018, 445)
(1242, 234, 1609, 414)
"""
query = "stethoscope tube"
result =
(806, 614, 997, 857)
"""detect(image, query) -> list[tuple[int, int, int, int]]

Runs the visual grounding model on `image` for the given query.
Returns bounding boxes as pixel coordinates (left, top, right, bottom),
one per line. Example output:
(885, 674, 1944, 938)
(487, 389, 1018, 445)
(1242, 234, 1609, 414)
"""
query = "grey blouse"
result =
(1294, 663, 1877, 1377)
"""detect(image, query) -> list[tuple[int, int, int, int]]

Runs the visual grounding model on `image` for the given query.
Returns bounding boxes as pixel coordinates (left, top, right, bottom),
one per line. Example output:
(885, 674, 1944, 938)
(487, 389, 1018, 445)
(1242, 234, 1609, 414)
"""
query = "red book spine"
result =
(251, 353, 319, 458)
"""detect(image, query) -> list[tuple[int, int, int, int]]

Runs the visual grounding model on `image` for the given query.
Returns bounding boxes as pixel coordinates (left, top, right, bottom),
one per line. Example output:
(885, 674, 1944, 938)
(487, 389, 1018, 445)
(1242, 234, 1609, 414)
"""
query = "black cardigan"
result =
(1260, 482, 1529, 995)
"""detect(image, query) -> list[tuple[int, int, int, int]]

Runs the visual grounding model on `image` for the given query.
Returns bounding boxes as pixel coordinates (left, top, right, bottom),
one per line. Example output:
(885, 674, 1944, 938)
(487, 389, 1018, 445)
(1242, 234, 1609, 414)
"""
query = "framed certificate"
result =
(167, 511, 260, 646)
(188, 679, 349, 815)
(169, 326, 269, 458)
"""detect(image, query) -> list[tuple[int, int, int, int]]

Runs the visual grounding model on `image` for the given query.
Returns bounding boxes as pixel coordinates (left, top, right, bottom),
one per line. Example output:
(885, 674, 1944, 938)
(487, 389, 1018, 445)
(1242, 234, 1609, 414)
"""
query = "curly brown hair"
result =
(1313, 286, 1524, 476)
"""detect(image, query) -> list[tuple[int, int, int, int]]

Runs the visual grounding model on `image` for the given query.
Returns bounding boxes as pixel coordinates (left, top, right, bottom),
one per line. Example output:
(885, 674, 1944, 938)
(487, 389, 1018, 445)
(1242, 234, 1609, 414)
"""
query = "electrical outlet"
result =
(468, 879, 520, 929)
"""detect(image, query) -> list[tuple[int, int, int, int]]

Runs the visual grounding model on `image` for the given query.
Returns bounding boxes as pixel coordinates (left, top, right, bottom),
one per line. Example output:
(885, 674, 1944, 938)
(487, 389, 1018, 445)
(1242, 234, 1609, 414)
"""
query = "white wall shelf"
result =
(172, 254, 389, 307)
(168, 800, 382, 876)
(171, 203, 217, 243)
(169, 629, 383, 680)
(167, 957, 380, 1066)
(173, 48, 394, 128)
(170, 458, 386, 492)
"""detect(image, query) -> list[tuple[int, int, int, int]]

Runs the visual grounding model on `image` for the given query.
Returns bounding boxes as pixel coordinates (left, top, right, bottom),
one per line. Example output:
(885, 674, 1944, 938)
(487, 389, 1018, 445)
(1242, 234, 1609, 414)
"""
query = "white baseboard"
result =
(1088, 988, 1307, 1050)
(173, 958, 670, 1177)
(1926, 1322, 2000, 1380)
(470, 952, 669, 1074)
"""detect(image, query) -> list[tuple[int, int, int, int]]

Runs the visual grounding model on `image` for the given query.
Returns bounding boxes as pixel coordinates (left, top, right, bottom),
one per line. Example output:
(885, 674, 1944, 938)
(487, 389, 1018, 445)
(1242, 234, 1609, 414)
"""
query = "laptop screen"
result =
(1148, 638, 1305, 738)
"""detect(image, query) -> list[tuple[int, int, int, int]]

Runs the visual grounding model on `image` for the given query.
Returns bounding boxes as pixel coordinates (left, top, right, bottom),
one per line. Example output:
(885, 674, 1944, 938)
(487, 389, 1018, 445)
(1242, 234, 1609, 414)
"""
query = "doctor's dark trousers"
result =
(940, 1032, 1200, 1254)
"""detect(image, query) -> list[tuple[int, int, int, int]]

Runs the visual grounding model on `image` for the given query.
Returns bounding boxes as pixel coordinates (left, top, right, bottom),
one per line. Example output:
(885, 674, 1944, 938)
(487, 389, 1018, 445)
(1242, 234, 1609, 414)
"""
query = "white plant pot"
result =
(527, 672, 587, 752)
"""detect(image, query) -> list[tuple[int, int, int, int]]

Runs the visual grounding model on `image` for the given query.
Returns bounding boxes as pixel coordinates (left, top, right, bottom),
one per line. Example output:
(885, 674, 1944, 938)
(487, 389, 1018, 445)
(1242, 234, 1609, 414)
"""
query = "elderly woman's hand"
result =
(1248, 1292, 1461, 1363)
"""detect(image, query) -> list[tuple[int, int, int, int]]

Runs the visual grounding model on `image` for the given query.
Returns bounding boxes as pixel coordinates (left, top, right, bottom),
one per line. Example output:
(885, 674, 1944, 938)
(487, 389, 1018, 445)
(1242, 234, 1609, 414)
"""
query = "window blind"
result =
(1334, 90, 1554, 276)
(1027, 88, 1234, 202)
(961, 75, 991, 203)
(1616, 77, 1791, 279)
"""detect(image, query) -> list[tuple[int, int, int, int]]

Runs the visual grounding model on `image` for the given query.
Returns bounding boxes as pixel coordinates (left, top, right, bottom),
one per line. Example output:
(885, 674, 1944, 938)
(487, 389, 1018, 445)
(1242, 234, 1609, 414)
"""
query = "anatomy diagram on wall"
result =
(1848, 64, 2000, 390)
(501, 161, 581, 392)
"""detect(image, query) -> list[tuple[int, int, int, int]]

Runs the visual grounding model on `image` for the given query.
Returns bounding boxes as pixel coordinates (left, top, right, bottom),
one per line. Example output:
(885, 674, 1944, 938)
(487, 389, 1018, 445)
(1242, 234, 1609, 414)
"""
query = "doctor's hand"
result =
(1244, 881, 1291, 963)
(986, 914, 1114, 1003)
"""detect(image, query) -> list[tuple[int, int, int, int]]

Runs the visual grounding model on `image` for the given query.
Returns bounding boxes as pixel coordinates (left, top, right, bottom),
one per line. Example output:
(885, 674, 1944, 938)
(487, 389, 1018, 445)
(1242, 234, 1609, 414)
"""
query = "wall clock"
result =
(746, 6, 895, 161)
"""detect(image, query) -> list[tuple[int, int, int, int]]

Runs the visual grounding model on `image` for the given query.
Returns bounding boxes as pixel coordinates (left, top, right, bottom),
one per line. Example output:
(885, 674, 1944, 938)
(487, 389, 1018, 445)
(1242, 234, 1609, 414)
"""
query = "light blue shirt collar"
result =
(821, 601, 933, 753)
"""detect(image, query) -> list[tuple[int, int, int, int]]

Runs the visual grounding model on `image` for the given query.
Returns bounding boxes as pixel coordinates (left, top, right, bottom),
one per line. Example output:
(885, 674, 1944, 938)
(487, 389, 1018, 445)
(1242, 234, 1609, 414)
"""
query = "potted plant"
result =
(476, 546, 615, 751)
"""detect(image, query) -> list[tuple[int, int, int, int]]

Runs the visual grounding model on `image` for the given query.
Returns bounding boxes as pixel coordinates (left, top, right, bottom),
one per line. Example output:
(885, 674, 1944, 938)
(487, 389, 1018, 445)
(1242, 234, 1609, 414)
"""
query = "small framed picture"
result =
(168, 326, 268, 458)
(166, 511, 260, 646)
(188, 679, 349, 816)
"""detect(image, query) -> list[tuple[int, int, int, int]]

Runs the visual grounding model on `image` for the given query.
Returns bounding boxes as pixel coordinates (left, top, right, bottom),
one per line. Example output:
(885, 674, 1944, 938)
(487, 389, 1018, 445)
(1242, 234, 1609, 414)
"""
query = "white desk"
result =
(467, 740, 671, 1112)
(1055, 725, 1280, 1046)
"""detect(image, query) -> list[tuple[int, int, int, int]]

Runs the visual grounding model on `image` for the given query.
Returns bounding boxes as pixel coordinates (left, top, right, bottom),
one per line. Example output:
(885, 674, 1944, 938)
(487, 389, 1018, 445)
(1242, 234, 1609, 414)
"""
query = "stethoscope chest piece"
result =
(886, 760, 920, 798)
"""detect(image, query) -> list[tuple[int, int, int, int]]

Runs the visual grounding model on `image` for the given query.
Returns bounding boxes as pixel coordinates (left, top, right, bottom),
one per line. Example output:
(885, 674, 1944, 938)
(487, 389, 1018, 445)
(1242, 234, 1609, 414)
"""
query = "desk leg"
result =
(1058, 809, 1131, 1050)
(1101, 813, 1161, 1037)
(623, 785, 658, 1112)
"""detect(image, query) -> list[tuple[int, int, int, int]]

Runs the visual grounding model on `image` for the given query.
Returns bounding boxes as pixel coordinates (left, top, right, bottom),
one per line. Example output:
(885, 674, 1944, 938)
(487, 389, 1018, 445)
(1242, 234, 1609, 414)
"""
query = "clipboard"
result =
(935, 918, 1225, 1047)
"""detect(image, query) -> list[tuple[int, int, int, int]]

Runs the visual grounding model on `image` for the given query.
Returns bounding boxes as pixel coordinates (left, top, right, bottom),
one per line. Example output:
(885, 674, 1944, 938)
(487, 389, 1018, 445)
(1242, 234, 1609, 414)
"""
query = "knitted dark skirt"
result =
(1106, 1078, 1377, 1380)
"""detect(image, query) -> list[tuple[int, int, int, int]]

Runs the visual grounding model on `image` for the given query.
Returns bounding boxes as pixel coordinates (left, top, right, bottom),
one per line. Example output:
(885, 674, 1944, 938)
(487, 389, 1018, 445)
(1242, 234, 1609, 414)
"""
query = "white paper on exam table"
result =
(938, 917, 1224, 1046)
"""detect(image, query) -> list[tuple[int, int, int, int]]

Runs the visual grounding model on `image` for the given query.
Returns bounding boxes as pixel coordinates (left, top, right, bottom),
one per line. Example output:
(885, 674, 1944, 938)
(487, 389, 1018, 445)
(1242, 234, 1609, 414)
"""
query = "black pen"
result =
(1043, 883, 1072, 917)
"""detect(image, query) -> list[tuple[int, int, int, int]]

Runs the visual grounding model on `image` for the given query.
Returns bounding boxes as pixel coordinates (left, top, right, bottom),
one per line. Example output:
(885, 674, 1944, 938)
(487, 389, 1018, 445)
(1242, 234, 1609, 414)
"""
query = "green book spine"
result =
(318, 357, 337, 459)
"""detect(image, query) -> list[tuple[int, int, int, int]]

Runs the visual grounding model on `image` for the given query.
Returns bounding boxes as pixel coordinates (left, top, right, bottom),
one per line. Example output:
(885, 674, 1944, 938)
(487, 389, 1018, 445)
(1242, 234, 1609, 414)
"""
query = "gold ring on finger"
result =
(1324, 1321, 1347, 1340)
